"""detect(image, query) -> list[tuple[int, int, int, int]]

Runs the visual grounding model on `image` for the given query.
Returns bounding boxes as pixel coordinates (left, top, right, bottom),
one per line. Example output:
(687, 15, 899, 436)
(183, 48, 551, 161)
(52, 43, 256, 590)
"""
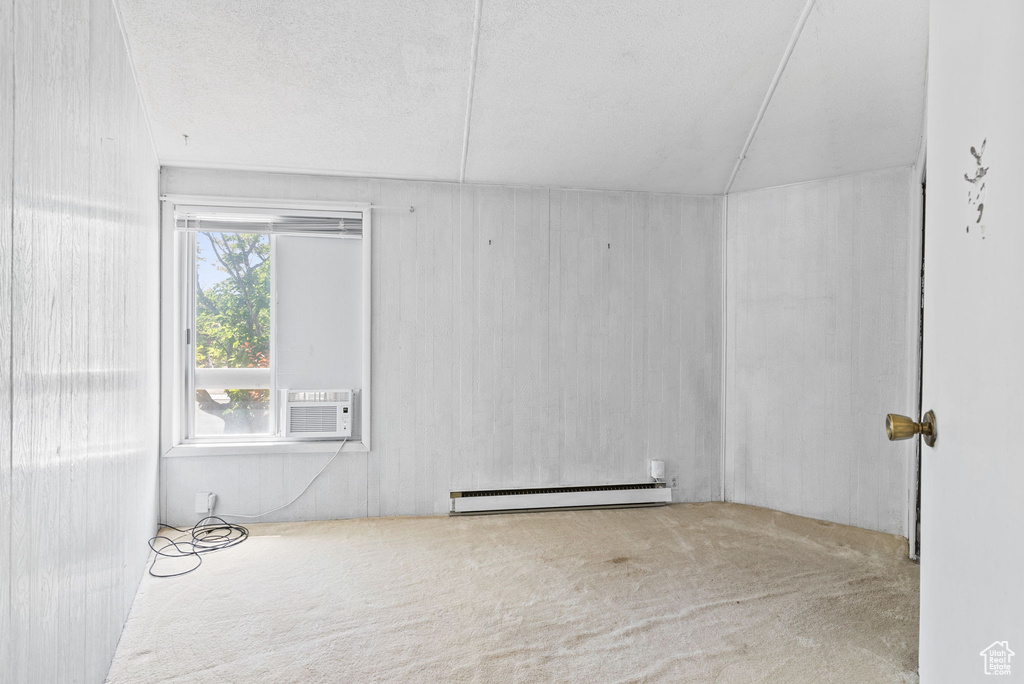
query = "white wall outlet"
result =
(195, 492, 212, 515)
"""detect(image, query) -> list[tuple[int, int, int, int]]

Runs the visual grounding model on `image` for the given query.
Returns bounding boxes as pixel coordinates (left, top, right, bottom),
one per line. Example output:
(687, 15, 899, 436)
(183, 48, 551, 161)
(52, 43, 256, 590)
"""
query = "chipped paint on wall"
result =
(964, 138, 989, 237)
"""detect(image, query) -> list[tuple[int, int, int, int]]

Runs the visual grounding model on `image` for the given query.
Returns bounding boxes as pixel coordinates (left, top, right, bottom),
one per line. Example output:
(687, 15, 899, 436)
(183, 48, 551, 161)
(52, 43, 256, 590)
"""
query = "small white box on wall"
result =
(650, 459, 666, 481)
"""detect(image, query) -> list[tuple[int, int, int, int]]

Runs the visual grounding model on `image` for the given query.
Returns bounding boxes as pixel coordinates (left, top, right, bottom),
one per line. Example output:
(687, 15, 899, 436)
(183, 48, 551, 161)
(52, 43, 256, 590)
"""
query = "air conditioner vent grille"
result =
(288, 405, 339, 433)
(287, 390, 350, 403)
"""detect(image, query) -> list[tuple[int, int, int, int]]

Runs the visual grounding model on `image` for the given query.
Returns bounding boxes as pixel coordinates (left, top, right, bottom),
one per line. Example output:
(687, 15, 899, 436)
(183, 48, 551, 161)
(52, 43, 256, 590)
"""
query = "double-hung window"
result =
(164, 198, 371, 451)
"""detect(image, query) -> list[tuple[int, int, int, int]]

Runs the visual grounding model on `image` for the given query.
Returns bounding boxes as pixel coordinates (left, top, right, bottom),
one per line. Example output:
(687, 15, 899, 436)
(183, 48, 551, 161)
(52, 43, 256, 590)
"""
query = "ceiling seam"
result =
(723, 0, 817, 194)
(110, 0, 160, 164)
(459, 0, 484, 183)
(163, 159, 722, 198)
(728, 162, 915, 196)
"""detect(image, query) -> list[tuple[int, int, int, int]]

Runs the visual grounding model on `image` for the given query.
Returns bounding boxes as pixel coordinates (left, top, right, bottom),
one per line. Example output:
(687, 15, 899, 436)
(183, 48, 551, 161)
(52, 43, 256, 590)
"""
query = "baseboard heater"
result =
(449, 482, 671, 515)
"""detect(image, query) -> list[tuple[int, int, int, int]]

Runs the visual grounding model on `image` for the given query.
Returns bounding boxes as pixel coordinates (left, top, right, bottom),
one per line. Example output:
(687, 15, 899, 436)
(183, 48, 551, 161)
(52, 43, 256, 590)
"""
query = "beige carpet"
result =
(106, 503, 919, 684)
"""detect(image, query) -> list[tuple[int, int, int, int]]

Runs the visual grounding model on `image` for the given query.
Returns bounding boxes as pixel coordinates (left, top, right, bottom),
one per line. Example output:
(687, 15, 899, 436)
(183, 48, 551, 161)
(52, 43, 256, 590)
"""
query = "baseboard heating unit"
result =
(449, 483, 672, 515)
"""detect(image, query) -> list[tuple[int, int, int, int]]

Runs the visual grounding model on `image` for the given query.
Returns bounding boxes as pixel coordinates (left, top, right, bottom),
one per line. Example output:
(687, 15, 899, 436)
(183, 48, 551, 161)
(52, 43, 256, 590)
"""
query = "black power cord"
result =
(147, 440, 349, 577)
(147, 516, 249, 578)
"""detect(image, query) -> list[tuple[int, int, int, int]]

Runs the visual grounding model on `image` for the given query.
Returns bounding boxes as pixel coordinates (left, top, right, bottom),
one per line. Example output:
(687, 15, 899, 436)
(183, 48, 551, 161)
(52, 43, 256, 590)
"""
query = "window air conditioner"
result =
(281, 390, 352, 438)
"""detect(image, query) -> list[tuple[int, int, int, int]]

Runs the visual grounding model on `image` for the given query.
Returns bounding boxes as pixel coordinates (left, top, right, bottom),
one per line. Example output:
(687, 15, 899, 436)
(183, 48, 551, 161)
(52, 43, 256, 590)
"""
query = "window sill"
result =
(162, 440, 369, 458)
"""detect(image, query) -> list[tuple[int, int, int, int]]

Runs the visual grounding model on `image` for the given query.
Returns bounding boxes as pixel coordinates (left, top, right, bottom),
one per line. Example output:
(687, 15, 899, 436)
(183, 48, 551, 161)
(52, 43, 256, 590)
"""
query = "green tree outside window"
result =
(194, 232, 271, 433)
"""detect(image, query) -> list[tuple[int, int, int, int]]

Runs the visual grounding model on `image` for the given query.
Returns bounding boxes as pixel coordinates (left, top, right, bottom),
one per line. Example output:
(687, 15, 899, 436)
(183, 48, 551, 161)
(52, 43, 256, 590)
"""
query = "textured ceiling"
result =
(730, 0, 928, 192)
(464, 0, 807, 193)
(117, 1, 475, 179)
(118, 0, 928, 194)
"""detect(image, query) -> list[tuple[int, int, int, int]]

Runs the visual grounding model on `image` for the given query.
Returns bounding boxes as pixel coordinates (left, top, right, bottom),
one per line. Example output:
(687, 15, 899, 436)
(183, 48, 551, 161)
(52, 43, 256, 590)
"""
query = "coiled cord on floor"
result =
(147, 516, 249, 578)
(147, 440, 348, 577)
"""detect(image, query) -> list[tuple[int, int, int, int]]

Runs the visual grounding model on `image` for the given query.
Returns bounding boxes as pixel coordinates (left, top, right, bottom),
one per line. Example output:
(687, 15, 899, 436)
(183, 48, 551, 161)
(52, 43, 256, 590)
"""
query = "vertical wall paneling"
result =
(0, 0, 13, 678)
(725, 167, 917, 535)
(62, 0, 90, 679)
(365, 181, 382, 517)
(6, 0, 160, 680)
(719, 195, 728, 502)
(159, 168, 725, 524)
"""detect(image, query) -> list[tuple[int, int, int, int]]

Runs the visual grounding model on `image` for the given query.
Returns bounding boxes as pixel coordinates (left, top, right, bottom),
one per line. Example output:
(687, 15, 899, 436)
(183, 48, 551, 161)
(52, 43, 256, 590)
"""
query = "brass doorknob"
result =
(886, 410, 937, 447)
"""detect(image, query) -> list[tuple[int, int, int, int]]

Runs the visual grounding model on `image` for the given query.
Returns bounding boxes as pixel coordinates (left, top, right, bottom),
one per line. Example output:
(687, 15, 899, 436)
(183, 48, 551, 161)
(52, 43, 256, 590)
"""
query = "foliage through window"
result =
(193, 231, 272, 436)
(173, 201, 368, 446)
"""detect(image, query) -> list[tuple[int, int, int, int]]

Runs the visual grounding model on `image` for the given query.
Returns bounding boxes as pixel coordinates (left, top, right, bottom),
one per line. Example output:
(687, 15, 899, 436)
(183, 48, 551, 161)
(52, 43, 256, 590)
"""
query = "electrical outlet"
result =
(195, 492, 212, 515)
(671, 476, 678, 489)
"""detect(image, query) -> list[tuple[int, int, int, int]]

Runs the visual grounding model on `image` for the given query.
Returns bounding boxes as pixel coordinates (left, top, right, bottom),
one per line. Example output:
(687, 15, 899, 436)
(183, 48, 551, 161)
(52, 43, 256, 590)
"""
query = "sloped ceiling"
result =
(730, 0, 928, 192)
(464, 0, 807, 193)
(117, 0, 927, 194)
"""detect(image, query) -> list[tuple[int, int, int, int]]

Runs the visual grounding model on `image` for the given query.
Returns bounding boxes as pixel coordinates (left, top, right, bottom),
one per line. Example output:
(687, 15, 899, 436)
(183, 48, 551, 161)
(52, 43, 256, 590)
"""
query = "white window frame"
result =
(160, 195, 372, 457)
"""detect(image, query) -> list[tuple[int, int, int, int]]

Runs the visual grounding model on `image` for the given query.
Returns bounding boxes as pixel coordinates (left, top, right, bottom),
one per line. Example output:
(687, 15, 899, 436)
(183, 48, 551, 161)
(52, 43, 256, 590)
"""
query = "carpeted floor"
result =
(106, 503, 919, 683)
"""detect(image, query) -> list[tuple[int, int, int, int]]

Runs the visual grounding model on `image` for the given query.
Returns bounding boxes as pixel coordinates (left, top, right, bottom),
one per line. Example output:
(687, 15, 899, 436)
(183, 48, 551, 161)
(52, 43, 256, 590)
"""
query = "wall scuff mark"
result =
(964, 138, 988, 237)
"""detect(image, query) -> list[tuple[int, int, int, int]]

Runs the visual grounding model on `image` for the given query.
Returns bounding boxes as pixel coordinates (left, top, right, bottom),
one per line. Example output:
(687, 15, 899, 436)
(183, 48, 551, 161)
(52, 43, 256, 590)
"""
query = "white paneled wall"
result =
(161, 168, 723, 524)
(2, 0, 160, 681)
(1, 0, 13, 680)
(725, 167, 918, 535)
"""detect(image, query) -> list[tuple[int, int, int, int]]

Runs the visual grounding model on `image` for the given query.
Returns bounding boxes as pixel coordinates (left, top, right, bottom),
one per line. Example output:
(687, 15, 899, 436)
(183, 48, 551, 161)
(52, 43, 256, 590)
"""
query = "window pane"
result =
(274, 234, 363, 439)
(195, 389, 270, 436)
(193, 232, 272, 436)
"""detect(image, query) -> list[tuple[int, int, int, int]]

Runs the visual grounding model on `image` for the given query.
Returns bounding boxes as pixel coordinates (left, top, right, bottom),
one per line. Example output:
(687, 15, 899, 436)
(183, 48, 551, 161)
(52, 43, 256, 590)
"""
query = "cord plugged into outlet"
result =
(650, 459, 666, 483)
(649, 460, 678, 488)
(194, 492, 216, 516)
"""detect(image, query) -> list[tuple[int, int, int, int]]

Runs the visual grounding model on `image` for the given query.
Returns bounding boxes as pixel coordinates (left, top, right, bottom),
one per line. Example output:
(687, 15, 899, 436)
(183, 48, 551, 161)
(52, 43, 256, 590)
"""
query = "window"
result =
(165, 199, 371, 449)
(192, 230, 272, 437)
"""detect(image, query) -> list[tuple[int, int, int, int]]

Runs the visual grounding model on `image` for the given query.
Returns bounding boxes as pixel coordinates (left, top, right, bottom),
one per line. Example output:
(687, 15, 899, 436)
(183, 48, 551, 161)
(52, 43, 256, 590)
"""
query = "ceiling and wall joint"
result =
(723, 0, 817, 194)
(459, 0, 484, 183)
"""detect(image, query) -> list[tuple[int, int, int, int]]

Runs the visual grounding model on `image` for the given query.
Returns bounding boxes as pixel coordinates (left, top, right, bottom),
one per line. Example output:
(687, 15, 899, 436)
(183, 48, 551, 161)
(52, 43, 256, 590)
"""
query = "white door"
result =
(920, 1, 1024, 681)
